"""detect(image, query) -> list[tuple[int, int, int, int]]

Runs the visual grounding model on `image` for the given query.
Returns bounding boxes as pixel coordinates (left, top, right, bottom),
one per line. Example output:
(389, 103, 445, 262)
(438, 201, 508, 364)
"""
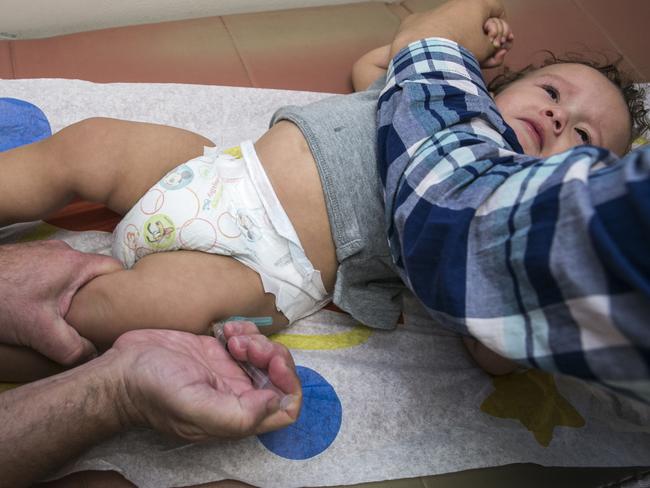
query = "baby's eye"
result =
(576, 128, 591, 144)
(543, 84, 559, 101)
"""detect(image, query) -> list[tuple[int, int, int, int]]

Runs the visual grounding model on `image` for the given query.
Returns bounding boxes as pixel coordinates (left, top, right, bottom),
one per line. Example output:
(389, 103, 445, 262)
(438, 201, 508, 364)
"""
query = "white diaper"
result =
(112, 140, 331, 323)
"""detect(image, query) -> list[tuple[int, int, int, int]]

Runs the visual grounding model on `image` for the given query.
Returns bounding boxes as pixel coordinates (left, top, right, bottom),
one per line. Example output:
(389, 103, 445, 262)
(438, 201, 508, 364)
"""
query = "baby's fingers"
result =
(501, 19, 515, 45)
(483, 17, 504, 47)
(481, 48, 508, 69)
(485, 17, 514, 49)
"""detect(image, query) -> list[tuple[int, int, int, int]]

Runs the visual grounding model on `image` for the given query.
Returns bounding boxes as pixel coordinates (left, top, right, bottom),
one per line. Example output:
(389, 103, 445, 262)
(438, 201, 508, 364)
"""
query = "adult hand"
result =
(0, 322, 301, 486)
(112, 321, 302, 441)
(0, 240, 123, 365)
(390, 0, 511, 63)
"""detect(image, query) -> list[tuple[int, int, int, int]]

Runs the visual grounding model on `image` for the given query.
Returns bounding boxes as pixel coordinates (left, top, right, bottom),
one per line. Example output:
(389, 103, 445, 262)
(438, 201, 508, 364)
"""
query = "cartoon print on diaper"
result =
(197, 161, 218, 180)
(237, 208, 263, 242)
(217, 211, 241, 238)
(160, 164, 194, 190)
(139, 188, 165, 215)
(143, 214, 176, 249)
(123, 224, 140, 250)
(215, 204, 263, 239)
(202, 176, 224, 212)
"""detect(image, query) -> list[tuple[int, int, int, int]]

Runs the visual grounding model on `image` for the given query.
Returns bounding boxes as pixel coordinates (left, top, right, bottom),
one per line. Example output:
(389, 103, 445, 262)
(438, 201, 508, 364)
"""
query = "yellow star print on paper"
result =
(481, 369, 585, 447)
(632, 136, 648, 148)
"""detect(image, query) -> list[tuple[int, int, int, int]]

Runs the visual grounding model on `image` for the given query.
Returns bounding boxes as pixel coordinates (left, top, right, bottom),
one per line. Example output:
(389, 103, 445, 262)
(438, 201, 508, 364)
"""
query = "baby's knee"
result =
(55, 117, 118, 154)
(50, 118, 125, 181)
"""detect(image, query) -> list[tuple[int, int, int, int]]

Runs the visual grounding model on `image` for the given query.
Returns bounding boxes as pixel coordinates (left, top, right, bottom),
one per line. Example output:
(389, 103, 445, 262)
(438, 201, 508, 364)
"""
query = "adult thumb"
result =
(59, 252, 123, 319)
(72, 252, 124, 291)
(35, 316, 98, 366)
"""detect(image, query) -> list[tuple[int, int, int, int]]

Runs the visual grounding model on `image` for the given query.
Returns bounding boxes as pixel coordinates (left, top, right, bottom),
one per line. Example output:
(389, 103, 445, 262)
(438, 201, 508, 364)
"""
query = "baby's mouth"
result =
(521, 118, 543, 153)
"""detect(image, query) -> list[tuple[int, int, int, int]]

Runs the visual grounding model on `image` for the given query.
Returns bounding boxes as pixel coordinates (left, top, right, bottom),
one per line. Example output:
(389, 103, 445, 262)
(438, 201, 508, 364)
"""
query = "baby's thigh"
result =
(66, 250, 289, 349)
(63, 118, 214, 215)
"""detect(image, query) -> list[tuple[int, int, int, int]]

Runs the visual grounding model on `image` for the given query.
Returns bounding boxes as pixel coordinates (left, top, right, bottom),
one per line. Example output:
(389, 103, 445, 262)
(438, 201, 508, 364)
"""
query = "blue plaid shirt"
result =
(377, 38, 650, 403)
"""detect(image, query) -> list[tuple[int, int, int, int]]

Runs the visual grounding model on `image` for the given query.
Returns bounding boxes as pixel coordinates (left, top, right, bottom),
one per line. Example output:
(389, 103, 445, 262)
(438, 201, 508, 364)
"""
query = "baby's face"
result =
(494, 63, 631, 157)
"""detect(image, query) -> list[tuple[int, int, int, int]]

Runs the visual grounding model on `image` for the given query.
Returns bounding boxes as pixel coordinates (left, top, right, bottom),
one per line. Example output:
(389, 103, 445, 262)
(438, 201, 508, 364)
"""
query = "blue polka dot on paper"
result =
(0, 98, 51, 152)
(258, 366, 342, 460)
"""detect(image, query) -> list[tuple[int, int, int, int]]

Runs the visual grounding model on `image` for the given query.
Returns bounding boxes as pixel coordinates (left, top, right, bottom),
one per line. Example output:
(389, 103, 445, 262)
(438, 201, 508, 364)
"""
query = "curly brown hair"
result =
(487, 52, 649, 148)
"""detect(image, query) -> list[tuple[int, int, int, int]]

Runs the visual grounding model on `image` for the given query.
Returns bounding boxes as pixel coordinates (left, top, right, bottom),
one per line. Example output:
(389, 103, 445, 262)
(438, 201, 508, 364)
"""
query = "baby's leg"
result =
(66, 250, 290, 351)
(0, 344, 65, 382)
(0, 118, 213, 225)
(0, 251, 290, 382)
(0, 119, 224, 381)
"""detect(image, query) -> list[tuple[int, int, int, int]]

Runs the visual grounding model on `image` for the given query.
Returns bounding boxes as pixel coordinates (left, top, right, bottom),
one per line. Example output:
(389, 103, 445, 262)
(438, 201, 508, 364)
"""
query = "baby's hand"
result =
(481, 17, 514, 68)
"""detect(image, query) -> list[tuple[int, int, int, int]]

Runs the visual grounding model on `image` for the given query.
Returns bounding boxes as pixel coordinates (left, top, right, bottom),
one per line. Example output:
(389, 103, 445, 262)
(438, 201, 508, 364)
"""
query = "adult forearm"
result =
(0, 352, 125, 487)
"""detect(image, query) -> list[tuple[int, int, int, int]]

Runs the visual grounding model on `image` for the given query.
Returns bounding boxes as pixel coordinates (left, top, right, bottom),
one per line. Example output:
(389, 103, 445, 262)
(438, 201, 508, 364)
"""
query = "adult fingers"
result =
(237, 388, 293, 435)
(67, 251, 123, 292)
(229, 334, 295, 371)
(57, 251, 123, 317)
(188, 388, 283, 440)
(240, 380, 301, 434)
(227, 334, 301, 410)
(222, 320, 260, 337)
(32, 315, 98, 365)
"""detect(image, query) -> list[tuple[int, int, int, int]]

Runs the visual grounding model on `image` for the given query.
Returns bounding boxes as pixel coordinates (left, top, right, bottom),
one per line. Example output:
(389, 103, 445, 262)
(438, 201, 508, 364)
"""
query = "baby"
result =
(375, 0, 649, 400)
(353, 8, 647, 376)
(0, 0, 646, 396)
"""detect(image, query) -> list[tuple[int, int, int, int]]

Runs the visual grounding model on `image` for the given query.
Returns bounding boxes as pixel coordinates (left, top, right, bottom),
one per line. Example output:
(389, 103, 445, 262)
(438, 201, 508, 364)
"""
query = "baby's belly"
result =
(254, 121, 337, 292)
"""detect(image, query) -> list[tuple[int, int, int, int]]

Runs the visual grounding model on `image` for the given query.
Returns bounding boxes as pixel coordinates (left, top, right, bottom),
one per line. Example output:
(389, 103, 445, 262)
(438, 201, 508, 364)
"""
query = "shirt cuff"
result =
(385, 37, 483, 91)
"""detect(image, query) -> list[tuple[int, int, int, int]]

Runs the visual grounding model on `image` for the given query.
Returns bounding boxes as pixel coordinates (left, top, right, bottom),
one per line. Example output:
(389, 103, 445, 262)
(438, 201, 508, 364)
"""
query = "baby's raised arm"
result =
(481, 16, 514, 68)
(352, 0, 513, 92)
(351, 45, 390, 91)
(390, 0, 512, 64)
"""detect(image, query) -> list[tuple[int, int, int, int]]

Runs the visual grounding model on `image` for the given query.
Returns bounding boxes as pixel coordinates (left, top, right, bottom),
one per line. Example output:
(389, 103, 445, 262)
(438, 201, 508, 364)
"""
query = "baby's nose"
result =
(545, 109, 565, 132)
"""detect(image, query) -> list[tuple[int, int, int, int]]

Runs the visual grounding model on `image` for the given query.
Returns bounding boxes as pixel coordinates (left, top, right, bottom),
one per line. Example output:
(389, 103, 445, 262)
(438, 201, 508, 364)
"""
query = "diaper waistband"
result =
(240, 140, 316, 279)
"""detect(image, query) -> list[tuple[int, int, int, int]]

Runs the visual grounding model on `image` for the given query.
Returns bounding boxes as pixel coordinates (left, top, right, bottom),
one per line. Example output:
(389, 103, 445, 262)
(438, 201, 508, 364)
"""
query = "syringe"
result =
(211, 322, 293, 409)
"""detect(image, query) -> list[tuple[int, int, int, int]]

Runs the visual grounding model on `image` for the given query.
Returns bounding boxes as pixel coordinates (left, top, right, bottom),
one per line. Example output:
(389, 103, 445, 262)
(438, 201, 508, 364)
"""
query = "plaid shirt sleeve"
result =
(377, 38, 650, 403)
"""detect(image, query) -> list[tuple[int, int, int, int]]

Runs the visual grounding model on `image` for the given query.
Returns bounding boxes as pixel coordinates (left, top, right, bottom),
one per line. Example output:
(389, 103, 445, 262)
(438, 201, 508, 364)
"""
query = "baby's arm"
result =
(376, 2, 524, 381)
(481, 16, 514, 68)
(390, 0, 511, 64)
(352, 45, 390, 92)
(352, 0, 513, 92)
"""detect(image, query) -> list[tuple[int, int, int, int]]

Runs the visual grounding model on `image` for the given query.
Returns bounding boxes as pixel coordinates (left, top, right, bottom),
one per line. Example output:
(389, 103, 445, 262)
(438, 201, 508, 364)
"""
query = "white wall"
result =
(0, 0, 397, 39)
